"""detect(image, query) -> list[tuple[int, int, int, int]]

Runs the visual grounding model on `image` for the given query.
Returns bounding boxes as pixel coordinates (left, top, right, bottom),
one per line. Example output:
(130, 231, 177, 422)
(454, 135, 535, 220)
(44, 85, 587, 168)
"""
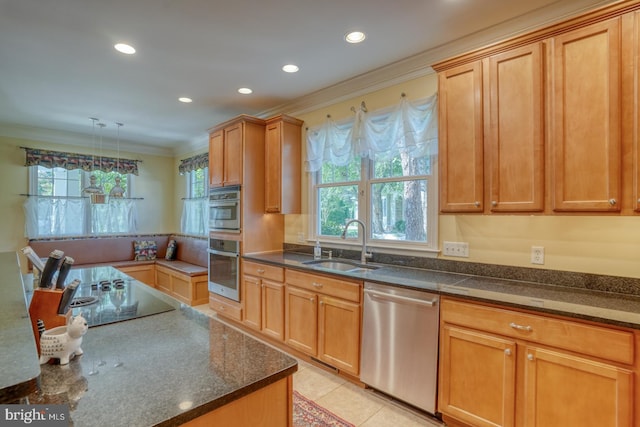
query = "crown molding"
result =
(258, 0, 616, 118)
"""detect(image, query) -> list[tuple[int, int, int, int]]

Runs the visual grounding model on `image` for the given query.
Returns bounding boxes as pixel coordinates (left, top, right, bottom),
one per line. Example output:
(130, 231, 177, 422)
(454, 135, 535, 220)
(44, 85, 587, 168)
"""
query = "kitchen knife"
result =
(57, 278, 80, 314)
(55, 256, 75, 289)
(20, 246, 45, 273)
(39, 249, 64, 288)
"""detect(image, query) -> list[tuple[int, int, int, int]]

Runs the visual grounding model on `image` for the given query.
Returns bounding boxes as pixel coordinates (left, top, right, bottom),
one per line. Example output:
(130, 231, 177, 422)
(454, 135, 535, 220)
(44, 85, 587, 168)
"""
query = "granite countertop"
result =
(244, 251, 640, 330)
(2, 255, 297, 426)
(0, 252, 40, 403)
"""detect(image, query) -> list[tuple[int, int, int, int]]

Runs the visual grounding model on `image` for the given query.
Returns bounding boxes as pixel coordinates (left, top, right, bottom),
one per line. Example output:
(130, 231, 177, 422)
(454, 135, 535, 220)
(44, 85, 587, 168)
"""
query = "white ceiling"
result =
(0, 0, 615, 156)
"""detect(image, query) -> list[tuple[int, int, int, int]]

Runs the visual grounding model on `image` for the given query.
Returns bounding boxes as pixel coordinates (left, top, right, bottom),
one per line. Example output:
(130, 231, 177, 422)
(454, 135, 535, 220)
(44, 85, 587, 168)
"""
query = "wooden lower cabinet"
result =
(242, 261, 285, 341)
(155, 265, 208, 306)
(116, 264, 155, 286)
(439, 297, 634, 427)
(284, 269, 362, 376)
(439, 325, 516, 427)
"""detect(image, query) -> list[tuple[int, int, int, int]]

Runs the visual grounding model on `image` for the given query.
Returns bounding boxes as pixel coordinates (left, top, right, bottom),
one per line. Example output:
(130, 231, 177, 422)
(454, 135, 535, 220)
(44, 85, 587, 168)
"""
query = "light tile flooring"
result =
(193, 304, 443, 427)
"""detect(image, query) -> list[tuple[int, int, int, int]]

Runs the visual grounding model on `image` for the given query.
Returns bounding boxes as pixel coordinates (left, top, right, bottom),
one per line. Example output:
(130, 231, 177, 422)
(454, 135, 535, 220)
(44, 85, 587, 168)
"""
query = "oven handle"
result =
(207, 249, 239, 257)
(209, 201, 239, 207)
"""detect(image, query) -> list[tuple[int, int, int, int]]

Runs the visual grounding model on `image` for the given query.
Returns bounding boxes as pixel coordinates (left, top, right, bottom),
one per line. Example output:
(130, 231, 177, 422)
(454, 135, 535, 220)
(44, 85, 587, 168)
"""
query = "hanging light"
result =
(109, 122, 125, 198)
(83, 119, 106, 204)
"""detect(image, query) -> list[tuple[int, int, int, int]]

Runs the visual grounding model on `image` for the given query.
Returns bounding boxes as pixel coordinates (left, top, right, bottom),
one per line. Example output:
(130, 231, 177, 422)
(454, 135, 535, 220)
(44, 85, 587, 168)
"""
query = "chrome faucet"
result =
(340, 219, 372, 264)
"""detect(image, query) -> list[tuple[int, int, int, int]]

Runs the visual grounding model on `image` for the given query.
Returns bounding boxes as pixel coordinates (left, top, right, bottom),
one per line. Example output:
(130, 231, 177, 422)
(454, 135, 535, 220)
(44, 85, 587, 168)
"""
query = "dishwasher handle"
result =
(364, 288, 438, 307)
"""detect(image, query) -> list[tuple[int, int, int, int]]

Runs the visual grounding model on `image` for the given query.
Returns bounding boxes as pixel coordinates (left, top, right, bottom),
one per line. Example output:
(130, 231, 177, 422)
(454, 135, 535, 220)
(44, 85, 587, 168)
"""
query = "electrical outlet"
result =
(443, 241, 469, 258)
(531, 246, 545, 265)
(297, 232, 306, 243)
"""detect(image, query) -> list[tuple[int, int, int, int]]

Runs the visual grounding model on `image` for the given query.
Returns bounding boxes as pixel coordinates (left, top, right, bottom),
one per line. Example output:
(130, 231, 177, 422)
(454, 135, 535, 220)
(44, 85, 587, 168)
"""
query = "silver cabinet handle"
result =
(609, 198, 617, 206)
(527, 353, 534, 361)
(310, 297, 315, 303)
(312, 282, 323, 288)
(510, 322, 532, 332)
(504, 348, 511, 356)
(491, 201, 497, 207)
(257, 268, 265, 274)
(474, 201, 481, 207)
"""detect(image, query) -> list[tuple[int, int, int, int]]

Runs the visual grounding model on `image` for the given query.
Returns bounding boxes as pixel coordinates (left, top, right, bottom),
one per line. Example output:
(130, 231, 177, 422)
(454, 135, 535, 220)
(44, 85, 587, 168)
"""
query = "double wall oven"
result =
(207, 186, 242, 302)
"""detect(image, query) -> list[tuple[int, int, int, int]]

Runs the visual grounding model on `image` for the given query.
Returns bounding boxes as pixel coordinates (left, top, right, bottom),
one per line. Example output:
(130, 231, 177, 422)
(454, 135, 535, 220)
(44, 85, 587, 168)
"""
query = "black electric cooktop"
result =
(59, 266, 175, 327)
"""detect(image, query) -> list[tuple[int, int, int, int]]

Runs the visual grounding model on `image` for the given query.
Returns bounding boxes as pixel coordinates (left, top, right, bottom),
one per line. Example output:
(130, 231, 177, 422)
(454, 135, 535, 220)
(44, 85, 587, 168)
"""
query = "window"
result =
(24, 166, 137, 238)
(314, 154, 436, 247)
(307, 94, 438, 252)
(180, 167, 208, 236)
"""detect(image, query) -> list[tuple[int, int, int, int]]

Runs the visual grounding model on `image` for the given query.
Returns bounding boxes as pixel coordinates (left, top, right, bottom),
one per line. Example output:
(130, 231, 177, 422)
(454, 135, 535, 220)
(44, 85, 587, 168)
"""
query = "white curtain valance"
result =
(305, 94, 438, 172)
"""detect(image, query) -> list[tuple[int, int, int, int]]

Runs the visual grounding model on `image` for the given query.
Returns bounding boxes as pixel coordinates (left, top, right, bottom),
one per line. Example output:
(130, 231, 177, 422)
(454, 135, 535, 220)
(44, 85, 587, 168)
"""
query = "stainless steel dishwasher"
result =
(360, 281, 440, 414)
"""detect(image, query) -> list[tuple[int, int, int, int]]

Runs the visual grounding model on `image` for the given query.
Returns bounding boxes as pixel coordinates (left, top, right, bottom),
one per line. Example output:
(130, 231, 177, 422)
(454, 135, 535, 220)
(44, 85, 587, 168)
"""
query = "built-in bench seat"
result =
(28, 234, 209, 306)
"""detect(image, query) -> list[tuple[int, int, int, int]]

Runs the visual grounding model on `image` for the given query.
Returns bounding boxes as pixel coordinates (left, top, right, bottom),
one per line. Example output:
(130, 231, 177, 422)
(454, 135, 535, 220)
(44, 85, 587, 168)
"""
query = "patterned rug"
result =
(293, 391, 355, 427)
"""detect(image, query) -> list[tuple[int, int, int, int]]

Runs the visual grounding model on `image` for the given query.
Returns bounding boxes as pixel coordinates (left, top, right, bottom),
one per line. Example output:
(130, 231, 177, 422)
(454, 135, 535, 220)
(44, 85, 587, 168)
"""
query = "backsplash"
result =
(283, 244, 640, 297)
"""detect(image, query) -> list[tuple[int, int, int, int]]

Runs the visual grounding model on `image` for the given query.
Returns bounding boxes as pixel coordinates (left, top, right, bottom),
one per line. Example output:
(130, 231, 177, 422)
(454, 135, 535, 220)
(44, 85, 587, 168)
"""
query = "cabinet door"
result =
(242, 275, 261, 331)
(209, 130, 224, 188)
(523, 346, 632, 427)
(551, 18, 621, 211)
(224, 122, 243, 186)
(261, 279, 284, 341)
(488, 43, 545, 212)
(439, 325, 516, 427)
(284, 286, 317, 355)
(264, 121, 283, 213)
(439, 61, 484, 212)
(317, 295, 360, 376)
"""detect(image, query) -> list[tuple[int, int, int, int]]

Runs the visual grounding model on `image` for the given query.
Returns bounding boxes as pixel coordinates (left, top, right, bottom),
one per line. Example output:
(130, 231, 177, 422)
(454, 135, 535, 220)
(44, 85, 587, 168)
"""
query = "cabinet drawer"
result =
(243, 261, 284, 282)
(285, 269, 361, 303)
(441, 298, 634, 365)
(210, 294, 242, 321)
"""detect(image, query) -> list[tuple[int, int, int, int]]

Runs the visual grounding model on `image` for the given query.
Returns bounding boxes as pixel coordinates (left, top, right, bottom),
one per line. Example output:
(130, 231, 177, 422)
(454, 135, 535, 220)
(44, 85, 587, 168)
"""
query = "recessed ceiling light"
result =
(238, 87, 253, 95)
(282, 64, 299, 73)
(178, 97, 193, 103)
(345, 31, 366, 44)
(114, 43, 136, 54)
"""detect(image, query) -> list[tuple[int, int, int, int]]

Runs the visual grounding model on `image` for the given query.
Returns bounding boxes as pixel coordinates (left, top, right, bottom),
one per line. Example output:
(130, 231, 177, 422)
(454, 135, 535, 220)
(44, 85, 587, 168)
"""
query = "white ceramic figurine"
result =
(39, 314, 88, 365)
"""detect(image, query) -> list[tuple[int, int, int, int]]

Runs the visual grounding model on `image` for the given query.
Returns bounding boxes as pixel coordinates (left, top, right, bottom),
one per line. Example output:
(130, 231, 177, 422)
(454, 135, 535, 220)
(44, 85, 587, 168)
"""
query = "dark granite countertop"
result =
(2, 256, 297, 426)
(244, 251, 640, 329)
(0, 252, 40, 403)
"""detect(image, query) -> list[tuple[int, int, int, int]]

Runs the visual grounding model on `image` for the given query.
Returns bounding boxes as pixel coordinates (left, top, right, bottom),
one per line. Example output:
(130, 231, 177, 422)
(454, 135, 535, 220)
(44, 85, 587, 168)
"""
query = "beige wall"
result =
(286, 72, 640, 280)
(0, 136, 175, 264)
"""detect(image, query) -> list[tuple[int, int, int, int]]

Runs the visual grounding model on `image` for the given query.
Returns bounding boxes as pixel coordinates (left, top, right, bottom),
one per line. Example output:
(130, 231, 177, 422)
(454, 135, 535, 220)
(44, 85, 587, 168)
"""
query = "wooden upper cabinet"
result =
(488, 43, 545, 212)
(264, 115, 303, 214)
(438, 61, 484, 213)
(223, 121, 243, 187)
(208, 118, 250, 188)
(209, 130, 224, 188)
(550, 18, 622, 212)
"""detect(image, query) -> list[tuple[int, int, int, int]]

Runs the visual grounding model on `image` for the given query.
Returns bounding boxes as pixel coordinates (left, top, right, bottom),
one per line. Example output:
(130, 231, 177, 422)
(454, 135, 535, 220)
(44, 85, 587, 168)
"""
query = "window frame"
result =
(309, 154, 438, 255)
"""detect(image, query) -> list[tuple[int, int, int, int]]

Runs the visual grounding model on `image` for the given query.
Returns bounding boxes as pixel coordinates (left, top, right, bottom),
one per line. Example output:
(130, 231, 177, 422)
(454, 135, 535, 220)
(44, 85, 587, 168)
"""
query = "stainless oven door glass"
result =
(208, 186, 240, 231)
(207, 239, 240, 301)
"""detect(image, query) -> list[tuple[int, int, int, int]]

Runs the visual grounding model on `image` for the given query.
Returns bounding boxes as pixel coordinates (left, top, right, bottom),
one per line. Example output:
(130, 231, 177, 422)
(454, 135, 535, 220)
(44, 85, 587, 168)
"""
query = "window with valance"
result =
(179, 152, 209, 236)
(23, 147, 140, 238)
(306, 93, 439, 251)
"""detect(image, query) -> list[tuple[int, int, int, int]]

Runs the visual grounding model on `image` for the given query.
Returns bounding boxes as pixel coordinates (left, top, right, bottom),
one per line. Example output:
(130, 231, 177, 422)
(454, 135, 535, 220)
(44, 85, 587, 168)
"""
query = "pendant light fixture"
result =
(109, 122, 125, 198)
(83, 118, 106, 204)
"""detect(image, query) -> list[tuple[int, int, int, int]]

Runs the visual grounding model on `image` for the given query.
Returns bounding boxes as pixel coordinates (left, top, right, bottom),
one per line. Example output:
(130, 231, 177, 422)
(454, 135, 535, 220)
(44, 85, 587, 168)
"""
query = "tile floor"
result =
(193, 304, 444, 427)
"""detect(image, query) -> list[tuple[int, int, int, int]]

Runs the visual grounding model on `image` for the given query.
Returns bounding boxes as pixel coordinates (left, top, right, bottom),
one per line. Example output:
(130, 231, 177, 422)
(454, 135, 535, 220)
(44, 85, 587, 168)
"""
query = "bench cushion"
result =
(155, 259, 207, 277)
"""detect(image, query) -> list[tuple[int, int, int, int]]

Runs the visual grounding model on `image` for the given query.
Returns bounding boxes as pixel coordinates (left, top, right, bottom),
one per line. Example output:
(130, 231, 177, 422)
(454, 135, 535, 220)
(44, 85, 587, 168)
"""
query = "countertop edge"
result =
(243, 251, 640, 330)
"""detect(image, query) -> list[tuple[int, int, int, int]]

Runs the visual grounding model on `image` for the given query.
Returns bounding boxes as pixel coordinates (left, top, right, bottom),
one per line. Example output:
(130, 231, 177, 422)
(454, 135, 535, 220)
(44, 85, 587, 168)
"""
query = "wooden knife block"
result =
(29, 288, 72, 354)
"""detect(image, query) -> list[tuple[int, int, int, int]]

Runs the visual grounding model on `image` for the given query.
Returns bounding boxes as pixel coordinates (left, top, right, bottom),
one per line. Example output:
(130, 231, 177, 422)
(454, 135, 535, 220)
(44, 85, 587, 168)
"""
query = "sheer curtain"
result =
(180, 198, 208, 236)
(305, 94, 438, 171)
(24, 197, 138, 239)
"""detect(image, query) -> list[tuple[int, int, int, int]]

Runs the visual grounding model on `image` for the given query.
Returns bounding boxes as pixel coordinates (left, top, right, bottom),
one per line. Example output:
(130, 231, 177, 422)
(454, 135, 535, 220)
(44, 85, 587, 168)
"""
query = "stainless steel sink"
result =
(302, 259, 379, 273)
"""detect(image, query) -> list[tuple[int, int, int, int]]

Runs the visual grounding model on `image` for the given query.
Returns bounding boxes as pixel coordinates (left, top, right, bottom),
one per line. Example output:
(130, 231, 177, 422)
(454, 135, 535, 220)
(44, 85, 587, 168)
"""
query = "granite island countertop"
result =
(244, 251, 640, 329)
(1, 255, 297, 427)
